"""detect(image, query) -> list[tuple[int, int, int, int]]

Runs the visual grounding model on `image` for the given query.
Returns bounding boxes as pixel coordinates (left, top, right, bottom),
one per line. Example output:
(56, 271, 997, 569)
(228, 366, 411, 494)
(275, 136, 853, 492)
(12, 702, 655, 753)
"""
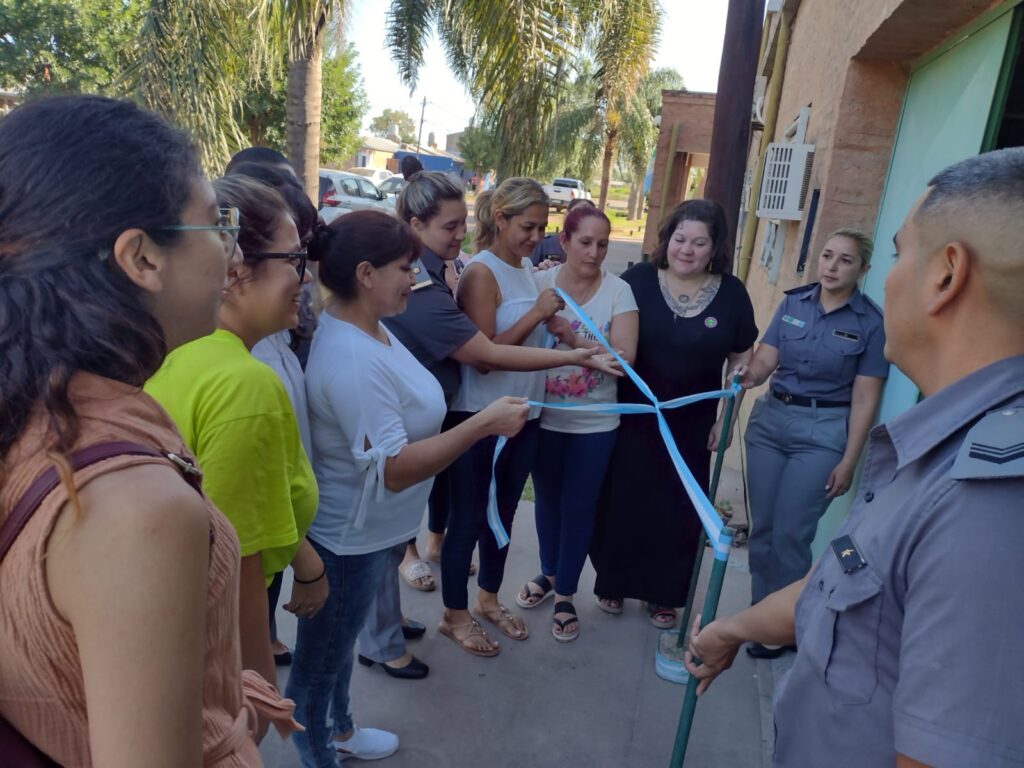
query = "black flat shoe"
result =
(745, 643, 797, 660)
(402, 620, 427, 640)
(358, 654, 430, 680)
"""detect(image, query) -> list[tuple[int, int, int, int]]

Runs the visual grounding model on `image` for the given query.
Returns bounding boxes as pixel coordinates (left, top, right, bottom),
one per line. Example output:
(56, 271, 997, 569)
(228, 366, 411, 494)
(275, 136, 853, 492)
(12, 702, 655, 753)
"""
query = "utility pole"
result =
(703, 0, 766, 272)
(416, 96, 427, 154)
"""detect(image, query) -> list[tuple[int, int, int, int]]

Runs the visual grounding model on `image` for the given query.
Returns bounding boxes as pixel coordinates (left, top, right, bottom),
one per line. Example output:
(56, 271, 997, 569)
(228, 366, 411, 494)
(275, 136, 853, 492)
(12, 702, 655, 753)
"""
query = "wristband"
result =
(294, 567, 326, 584)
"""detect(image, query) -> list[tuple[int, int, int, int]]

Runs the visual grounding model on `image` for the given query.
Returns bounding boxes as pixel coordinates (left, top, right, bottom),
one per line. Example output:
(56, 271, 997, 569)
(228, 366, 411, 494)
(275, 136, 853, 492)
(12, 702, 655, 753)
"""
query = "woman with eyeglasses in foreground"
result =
(146, 175, 324, 715)
(0, 95, 298, 766)
(286, 210, 528, 764)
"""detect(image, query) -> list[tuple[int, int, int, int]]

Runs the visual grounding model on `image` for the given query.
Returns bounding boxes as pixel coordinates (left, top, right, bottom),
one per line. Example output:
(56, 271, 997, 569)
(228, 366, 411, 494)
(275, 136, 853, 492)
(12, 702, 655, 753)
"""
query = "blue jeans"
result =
(441, 416, 540, 609)
(532, 428, 618, 596)
(356, 543, 406, 663)
(286, 541, 392, 768)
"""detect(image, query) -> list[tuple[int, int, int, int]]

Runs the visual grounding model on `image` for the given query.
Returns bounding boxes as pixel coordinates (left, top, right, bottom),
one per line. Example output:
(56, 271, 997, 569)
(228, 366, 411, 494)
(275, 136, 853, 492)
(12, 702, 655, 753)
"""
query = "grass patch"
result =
(521, 475, 535, 502)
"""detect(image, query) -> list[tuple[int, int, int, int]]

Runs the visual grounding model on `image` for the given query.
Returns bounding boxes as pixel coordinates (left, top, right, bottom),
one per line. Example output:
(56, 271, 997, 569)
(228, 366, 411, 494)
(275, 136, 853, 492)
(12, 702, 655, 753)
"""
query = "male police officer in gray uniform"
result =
(686, 147, 1024, 767)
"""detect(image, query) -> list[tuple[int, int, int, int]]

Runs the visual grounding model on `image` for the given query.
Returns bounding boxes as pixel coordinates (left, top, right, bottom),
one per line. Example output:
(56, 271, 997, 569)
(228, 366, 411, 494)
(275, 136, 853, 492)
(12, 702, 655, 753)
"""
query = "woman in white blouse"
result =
(285, 210, 527, 766)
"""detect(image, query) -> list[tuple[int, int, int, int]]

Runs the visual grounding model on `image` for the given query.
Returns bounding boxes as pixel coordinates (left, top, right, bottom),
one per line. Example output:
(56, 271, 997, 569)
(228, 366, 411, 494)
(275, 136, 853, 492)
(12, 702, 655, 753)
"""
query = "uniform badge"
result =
(782, 314, 806, 328)
(830, 534, 867, 574)
(832, 329, 860, 342)
(704, 317, 718, 329)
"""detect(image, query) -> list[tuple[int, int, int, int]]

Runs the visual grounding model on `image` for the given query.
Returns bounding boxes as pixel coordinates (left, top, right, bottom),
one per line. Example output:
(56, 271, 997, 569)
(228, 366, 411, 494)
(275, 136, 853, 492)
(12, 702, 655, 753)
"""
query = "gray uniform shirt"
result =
(774, 354, 1024, 767)
(762, 284, 888, 400)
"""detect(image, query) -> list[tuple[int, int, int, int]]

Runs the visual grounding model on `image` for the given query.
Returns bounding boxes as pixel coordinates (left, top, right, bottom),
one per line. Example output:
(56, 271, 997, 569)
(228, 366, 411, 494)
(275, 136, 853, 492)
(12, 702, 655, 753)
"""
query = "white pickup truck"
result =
(543, 177, 592, 212)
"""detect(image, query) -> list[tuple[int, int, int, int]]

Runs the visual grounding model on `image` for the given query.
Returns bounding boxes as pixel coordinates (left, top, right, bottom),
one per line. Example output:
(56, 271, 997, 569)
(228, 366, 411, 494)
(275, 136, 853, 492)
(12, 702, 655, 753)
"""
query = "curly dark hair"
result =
(652, 199, 732, 274)
(0, 96, 200, 468)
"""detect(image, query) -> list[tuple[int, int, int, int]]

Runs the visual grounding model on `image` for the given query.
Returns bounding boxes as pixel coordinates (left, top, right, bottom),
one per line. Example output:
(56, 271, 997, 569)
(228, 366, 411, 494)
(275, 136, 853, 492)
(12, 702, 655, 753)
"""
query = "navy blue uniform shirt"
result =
(383, 247, 478, 400)
(762, 283, 888, 401)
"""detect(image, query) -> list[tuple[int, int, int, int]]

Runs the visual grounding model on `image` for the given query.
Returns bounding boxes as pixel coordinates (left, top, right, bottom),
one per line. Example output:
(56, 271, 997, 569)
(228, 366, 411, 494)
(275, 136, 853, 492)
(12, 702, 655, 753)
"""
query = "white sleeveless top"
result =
(452, 250, 546, 417)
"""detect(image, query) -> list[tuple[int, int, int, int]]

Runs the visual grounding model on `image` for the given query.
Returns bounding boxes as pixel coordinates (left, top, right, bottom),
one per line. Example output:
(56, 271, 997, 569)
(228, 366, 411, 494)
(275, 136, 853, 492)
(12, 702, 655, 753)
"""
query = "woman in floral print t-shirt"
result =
(516, 206, 638, 642)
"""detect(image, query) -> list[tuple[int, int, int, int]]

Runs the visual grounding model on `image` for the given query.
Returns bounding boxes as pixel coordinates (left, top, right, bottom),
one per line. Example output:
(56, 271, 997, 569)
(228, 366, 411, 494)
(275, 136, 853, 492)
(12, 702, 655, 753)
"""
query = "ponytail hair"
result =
(396, 171, 464, 225)
(309, 210, 420, 300)
(0, 95, 200, 471)
(473, 177, 548, 252)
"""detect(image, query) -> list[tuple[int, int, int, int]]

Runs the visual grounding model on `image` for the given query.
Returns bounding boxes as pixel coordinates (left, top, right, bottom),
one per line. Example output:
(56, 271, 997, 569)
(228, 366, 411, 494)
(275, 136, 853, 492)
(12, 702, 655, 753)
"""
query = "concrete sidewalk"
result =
(259, 465, 769, 768)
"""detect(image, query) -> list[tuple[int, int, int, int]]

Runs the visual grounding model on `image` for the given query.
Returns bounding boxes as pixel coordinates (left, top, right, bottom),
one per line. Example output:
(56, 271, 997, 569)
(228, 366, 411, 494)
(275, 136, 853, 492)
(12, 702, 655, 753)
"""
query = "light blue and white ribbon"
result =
(487, 288, 739, 561)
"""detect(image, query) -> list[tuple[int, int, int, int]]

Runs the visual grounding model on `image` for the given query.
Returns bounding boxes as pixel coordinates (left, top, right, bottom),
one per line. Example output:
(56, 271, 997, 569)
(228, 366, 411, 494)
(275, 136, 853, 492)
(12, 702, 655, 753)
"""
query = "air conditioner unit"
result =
(757, 142, 815, 220)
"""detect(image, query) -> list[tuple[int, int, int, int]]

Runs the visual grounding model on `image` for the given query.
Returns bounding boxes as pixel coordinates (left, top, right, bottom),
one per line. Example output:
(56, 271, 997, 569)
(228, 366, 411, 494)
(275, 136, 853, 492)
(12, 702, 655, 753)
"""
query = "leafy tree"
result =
(0, 0, 140, 93)
(370, 108, 417, 144)
(319, 46, 370, 165)
(238, 43, 368, 168)
(455, 122, 499, 176)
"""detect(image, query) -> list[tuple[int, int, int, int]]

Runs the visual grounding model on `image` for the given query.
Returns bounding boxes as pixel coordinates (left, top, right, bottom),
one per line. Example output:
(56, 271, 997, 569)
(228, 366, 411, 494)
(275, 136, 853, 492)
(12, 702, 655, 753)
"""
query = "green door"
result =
(811, 5, 1019, 556)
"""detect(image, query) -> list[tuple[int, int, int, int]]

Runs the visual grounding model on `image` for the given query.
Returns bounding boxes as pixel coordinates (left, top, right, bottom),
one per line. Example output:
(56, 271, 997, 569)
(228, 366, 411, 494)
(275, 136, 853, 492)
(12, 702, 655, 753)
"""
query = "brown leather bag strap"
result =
(0, 441, 203, 562)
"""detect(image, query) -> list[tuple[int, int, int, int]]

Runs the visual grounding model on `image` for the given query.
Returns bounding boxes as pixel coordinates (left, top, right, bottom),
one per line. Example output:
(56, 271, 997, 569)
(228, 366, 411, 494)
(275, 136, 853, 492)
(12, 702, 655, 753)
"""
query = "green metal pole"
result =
(678, 380, 739, 647)
(669, 544, 732, 767)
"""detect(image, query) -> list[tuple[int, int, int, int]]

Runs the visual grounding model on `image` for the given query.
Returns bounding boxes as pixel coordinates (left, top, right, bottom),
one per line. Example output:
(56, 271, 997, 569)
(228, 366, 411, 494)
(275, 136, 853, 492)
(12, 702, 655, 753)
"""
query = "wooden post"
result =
(703, 0, 767, 272)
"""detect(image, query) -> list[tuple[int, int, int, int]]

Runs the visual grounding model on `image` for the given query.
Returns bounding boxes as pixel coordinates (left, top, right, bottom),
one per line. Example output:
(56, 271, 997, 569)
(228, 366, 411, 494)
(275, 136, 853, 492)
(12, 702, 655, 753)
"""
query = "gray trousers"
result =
(745, 395, 848, 604)
(356, 543, 407, 663)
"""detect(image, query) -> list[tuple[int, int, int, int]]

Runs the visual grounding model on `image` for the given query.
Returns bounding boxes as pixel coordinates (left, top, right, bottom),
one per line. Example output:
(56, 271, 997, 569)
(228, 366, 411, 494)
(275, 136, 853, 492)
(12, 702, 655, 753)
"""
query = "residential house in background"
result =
(735, 0, 1024, 551)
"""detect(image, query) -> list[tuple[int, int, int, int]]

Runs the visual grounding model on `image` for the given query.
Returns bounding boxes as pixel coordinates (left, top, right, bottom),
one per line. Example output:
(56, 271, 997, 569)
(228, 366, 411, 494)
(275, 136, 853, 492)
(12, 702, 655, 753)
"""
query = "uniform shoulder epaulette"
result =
(784, 282, 818, 296)
(861, 294, 884, 318)
(951, 407, 1024, 480)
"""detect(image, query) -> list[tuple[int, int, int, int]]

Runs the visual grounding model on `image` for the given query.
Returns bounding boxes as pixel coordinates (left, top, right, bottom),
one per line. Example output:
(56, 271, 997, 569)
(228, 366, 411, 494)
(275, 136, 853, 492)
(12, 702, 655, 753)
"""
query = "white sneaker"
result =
(334, 725, 399, 761)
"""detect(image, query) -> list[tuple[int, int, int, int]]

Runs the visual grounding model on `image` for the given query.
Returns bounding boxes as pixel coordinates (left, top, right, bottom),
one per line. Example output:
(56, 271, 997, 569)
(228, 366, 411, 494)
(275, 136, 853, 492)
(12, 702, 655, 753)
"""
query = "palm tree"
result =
(590, 0, 660, 210)
(386, 0, 590, 178)
(126, 0, 342, 199)
(618, 67, 685, 219)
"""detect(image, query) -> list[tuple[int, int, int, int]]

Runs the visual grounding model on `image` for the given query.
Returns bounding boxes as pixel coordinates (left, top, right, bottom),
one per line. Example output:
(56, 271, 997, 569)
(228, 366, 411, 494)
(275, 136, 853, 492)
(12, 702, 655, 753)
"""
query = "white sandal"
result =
(399, 559, 436, 592)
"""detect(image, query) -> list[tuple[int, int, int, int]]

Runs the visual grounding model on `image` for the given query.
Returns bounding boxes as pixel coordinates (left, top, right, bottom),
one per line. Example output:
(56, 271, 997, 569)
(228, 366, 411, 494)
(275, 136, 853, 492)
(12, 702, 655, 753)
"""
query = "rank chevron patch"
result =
(969, 441, 1024, 464)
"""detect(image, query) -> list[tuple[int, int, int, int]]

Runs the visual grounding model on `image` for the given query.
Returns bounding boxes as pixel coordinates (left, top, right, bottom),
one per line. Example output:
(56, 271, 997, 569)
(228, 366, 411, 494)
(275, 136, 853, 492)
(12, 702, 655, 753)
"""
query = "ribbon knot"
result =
(486, 288, 738, 561)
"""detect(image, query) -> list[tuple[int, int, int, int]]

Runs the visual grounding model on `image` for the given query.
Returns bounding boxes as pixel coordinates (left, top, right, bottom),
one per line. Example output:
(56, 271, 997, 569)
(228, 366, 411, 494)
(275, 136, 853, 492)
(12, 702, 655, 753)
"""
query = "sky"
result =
(345, 1, 729, 143)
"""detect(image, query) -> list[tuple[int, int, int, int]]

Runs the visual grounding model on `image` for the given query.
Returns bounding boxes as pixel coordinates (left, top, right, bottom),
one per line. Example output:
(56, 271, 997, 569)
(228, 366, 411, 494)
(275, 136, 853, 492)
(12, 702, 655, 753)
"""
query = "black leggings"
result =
(441, 415, 540, 609)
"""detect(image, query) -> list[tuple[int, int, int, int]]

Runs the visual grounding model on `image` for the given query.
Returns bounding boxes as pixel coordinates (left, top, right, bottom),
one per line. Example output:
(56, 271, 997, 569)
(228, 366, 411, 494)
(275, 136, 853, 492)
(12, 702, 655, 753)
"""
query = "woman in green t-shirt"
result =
(146, 175, 324, 700)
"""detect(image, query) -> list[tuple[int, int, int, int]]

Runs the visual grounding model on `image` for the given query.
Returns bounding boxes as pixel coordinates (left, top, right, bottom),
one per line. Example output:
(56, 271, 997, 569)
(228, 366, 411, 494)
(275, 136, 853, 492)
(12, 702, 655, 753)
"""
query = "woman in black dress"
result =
(592, 199, 757, 628)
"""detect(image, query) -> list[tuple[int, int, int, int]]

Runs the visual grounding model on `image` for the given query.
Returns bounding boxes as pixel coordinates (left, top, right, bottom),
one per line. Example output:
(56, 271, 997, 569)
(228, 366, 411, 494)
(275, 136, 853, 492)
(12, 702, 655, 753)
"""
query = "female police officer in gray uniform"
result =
(736, 228, 888, 658)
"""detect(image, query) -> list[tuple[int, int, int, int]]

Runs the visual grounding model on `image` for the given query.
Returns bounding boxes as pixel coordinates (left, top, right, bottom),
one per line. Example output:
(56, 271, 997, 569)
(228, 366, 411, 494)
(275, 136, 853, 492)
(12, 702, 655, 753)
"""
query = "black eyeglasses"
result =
(247, 251, 309, 283)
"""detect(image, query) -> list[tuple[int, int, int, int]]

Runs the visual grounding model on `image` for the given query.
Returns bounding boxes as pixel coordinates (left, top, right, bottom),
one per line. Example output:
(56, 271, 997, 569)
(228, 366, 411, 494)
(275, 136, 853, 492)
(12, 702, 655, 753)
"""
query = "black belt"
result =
(772, 390, 850, 408)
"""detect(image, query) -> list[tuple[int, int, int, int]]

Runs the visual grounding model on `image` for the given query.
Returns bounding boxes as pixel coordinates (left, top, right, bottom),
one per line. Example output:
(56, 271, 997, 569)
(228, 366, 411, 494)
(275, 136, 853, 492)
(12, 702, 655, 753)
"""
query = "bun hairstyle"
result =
(562, 203, 610, 240)
(0, 95, 200, 468)
(310, 210, 421, 300)
(396, 171, 464, 225)
(652, 199, 732, 274)
(212, 175, 290, 261)
(473, 177, 548, 252)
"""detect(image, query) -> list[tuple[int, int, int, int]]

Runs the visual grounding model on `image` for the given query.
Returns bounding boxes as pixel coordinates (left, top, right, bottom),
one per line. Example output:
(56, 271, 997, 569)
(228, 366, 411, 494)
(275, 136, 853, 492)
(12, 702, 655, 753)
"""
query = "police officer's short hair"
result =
(652, 199, 732, 274)
(920, 147, 1024, 217)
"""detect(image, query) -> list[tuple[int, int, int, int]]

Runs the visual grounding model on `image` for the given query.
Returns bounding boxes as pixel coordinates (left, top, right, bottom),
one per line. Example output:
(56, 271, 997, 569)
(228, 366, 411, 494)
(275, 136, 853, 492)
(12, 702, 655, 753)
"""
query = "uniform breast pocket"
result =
(812, 566, 884, 705)
(822, 332, 866, 382)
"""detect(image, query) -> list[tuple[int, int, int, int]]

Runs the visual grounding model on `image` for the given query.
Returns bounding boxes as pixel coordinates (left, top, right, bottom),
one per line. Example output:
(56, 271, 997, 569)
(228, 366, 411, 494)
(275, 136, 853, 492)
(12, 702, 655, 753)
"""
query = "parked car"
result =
(347, 167, 394, 185)
(542, 177, 592, 212)
(318, 169, 396, 214)
(378, 175, 407, 197)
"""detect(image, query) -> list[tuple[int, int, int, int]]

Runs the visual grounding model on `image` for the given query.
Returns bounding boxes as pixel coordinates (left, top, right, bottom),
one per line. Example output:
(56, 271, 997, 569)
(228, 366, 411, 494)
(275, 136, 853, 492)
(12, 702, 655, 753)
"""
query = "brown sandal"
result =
(438, 618, 500, 657)
(474, 602, 529, 641)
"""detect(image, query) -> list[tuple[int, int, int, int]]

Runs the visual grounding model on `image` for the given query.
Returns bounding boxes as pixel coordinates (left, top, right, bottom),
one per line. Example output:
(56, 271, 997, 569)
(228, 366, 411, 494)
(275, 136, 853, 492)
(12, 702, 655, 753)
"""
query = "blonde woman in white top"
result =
(440, 178, 561, 656)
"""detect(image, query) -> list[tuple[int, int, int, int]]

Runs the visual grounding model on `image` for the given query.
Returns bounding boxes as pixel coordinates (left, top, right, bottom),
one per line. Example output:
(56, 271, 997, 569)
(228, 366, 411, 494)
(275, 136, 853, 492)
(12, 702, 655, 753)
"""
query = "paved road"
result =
(260, 464, 767, 768)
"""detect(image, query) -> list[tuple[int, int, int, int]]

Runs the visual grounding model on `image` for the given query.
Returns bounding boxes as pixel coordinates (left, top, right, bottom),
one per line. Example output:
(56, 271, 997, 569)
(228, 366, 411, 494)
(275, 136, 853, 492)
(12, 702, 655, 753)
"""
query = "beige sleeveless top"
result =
(0, 373, 298, 766)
